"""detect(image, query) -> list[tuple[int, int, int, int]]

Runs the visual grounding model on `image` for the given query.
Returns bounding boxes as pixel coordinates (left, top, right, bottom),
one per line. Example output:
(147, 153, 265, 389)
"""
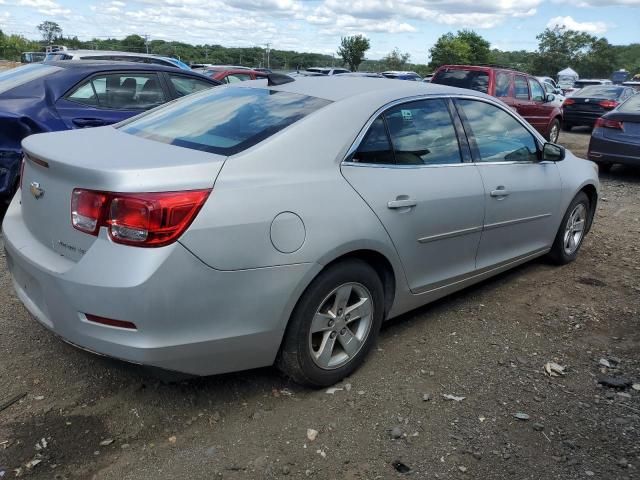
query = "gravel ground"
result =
(1, 129, 639, 479)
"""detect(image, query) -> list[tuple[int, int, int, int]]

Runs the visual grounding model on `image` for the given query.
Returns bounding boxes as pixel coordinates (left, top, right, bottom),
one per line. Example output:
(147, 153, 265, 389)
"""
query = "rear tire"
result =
(548, 192, 590, 265)
(562, 122, 573, 132)
(276, 259, 384, 387)
(596, 162, 612, 173)
(547, 119, 560, 143)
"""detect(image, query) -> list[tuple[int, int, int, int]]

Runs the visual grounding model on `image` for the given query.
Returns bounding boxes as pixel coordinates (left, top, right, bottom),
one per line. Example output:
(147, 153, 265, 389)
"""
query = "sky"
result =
(0, 0, 638, 62)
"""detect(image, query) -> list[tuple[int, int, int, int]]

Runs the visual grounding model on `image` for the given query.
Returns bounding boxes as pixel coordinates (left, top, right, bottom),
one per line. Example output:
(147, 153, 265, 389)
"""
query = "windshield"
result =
(45, 52, 72, 61)
(120, 86, 331, 155)
(575, 86, 623, 99)
(0, 63, 62, 95)
(431, 69, 489, 94)
(618, 95, 640, 113)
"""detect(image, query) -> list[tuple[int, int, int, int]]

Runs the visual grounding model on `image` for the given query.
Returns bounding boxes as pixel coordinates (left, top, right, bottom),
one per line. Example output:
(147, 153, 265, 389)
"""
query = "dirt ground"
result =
(1, 129, 639, 479)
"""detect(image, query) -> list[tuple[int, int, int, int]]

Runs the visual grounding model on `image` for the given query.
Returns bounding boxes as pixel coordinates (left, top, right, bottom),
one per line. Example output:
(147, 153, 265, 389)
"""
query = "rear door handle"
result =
(490, 188, 510, 197)
(387, 198, 417, 209)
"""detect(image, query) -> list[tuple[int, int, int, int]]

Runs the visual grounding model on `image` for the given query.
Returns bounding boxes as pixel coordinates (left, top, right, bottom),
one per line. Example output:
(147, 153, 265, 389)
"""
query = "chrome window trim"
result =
(342, 93, 547, 169)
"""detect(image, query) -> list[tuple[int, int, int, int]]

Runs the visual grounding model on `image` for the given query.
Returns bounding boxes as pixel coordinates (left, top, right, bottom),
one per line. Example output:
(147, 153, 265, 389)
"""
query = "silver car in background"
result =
(2, 77, 599, 387)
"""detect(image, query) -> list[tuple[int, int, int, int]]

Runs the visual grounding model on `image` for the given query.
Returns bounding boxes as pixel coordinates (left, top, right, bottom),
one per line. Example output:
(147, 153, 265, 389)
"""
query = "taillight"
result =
(599, 100, 619, 109)
(594, 117, 624, 130)
(72, 189, 109, 235)
(71, 189, 211, 247)
(563, 98, 575, 106)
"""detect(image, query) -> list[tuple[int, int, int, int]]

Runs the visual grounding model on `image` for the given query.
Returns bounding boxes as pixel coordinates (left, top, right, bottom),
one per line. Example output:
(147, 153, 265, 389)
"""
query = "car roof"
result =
(234, 75, 489, 103)
(42, 60, 198, 74)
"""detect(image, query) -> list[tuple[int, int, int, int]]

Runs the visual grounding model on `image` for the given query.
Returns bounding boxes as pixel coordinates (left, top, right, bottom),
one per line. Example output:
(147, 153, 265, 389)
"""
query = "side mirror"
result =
(545, 93, 556, 103)
(543, 142, 565, 162)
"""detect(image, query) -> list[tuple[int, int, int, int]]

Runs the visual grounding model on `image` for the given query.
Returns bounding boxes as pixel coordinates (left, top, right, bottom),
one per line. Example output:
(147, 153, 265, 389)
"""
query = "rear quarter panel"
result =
(179, 97, 405, 276)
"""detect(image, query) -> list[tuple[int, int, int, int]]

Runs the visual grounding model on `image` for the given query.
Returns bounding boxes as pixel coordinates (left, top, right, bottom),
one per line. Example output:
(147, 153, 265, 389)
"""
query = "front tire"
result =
(548, 192, 590, 265)
(276, 259, 384, 387)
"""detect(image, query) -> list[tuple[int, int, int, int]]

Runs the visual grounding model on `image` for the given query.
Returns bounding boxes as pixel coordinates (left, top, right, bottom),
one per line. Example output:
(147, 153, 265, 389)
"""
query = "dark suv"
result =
(432, 65, 563, 143)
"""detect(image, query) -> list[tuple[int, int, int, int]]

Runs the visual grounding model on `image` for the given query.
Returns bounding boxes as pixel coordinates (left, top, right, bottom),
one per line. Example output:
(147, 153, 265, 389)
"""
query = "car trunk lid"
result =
(20, 126, 226, 261)
(600, 113, 640, 145)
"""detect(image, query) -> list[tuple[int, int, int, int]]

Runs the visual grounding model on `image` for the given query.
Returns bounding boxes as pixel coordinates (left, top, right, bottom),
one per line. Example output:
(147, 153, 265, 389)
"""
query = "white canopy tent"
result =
(557, 67, 579, 84)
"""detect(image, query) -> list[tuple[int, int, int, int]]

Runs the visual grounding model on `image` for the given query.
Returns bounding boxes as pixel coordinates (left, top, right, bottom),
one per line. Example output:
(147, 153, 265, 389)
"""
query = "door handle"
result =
(490, 187, 510, 197)
(72, 118, 106, 128)
(387, 198, 417, 209)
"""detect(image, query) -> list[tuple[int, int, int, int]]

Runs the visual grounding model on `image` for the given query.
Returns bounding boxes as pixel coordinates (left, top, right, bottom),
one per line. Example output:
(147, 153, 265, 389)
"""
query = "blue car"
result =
(0, 61, 221, 203)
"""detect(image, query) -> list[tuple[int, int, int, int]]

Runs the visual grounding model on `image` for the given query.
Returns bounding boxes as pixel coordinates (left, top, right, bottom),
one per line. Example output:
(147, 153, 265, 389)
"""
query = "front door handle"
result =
(490, 187, 510, 197)
(72, 118, 106, 128)
(387, 198, 417, 209)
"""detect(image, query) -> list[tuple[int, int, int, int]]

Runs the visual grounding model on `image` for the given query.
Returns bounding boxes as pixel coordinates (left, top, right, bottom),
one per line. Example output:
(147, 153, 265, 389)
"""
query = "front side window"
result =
(457, 99, 538, 163)
(529, 79, 545, 102)
(169, 74, 215, 97)
(514, 76, 529, 100)
(66, 73, 166, 110)
(120, 87, 331, 155)
(495, 72, 511, 97)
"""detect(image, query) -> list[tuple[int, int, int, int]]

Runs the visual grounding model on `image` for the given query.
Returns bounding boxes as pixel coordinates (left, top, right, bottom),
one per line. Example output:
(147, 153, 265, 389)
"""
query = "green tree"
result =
(37, 21, 62, 44)
(122, 34, 147, 52)
(531, 26, 619, 78)
(337, 34, 370, 71)
(383, 47, 411, 71)
(428, 33, 471, 69)
(456, 30, 491, 64)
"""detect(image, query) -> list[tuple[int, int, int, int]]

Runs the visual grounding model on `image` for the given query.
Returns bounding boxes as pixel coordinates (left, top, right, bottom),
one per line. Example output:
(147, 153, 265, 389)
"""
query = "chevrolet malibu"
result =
(2, 76, 599, 387)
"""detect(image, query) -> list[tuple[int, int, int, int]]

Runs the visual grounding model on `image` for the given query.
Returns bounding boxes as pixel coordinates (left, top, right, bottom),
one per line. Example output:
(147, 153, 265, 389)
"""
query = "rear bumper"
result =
(588, 135, 640, 166)
(564, 112, 603, 126)
(2, 195, 318, 376)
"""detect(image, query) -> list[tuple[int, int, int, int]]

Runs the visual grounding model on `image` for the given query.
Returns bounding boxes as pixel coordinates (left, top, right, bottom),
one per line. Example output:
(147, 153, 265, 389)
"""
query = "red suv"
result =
(432, 65, 563, 143)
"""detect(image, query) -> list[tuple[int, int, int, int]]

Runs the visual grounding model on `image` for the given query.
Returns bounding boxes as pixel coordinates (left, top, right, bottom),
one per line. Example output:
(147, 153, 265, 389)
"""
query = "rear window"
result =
(432, 69, 489, 93)
(618, 95, 640, 113)
(0, 63, 62, 95)
(120, 86, 331, 155)
(576, 86, 623, 99)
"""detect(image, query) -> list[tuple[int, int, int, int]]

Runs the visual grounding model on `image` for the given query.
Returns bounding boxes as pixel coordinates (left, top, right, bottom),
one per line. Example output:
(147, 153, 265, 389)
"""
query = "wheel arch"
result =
(580, 183, 598, 233)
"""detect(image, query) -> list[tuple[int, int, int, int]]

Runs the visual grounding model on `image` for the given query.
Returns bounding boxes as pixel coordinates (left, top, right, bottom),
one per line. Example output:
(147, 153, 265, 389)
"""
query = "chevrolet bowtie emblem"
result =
(30, 182, 44, 199)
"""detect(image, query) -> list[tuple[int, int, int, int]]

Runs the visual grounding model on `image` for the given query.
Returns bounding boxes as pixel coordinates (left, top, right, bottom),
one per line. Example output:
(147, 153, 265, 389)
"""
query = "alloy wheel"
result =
(563, 203, 586, 255)
(308, 282, 373, 370)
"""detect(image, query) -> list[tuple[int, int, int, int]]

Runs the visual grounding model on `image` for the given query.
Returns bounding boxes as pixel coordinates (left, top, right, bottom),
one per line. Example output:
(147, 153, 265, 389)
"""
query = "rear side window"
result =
(120, 87, 331, 155)
(618, 95, 640, 113)
(514, 76, 529, 100)
(351, 117, 394, 164)
(495, 72, 511, 97)
(432, 69, 489, 94)
(351, 99, 462, 166)
(66, 73, 166, 110)
(0, 64, 62, 95)
(224, 74, 252, 83)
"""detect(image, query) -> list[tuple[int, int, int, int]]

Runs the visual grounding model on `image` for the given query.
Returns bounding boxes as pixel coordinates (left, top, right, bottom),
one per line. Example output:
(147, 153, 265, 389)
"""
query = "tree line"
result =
(1, 21, 638, 79)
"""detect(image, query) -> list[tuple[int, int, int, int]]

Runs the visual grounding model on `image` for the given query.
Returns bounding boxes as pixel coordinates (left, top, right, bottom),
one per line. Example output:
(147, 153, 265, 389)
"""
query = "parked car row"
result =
(431, 64, 563, 142)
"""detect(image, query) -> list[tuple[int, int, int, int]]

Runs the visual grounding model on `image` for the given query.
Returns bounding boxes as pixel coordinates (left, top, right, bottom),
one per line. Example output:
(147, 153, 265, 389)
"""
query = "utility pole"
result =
(143, 34, 150, 54)
(265, 42, 271, 69)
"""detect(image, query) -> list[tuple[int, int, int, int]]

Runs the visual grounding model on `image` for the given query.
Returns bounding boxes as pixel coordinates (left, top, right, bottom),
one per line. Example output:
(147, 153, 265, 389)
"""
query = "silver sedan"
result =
(3, 76, 599, 387)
